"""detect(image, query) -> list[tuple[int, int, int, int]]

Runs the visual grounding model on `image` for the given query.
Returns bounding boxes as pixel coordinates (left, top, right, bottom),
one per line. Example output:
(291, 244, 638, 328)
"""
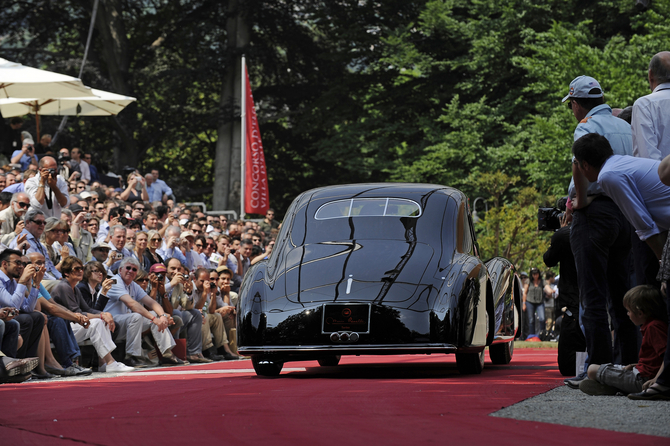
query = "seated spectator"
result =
(132, 231, 151, 271)
(581, 285, 667, 397)
(0, 249, 91, 378)
(140, 263, 183, 339)
(213, 266, 238, 354)
(9, 209, 61, 280)
(2, 169, 37, 194)
(163, 258, 207, 362)
(90, 242, 114, 274)
(157, 225, 187, 266)
(0, 191, 12, 212)
(103, 257, 183, 367)
(85, 216, 100, 243)
(193, 235, 215, 269)
(41, 217, 71, 276)
(251, 239, 274, 266)
(0, 306, 21, 359)
(191, 267, 238, 360)
(0, 192, 31, 245)
(108, 224, 132, 260)
(144, 230, 165, 267)
(51, 256, 134, 373)
(77, 261, 114, 310)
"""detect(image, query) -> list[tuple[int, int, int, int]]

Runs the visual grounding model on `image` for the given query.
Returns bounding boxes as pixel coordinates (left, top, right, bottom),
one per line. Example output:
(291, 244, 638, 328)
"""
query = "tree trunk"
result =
(213, 0, 248, 213)
(94, 0, 138, 170)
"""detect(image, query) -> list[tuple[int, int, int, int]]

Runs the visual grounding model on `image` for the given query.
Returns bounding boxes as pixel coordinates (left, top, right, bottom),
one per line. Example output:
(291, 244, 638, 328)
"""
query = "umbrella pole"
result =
(35, 112, 41, 142)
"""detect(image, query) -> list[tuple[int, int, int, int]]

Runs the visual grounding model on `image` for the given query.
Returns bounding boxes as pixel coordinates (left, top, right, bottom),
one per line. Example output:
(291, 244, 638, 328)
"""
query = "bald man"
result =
(24, 156, 70, 218)
(633, 51, 670, 161)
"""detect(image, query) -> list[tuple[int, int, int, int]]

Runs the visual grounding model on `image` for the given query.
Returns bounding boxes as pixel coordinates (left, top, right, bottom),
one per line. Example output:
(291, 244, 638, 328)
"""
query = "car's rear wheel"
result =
(456, 349, 485, 374)
(317, 355, 341, 367)
(489, 339, 514, 364)
(251, 356, 283, 377)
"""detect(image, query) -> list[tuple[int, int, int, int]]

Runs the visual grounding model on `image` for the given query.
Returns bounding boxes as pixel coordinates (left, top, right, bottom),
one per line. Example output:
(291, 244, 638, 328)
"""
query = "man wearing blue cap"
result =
(562, 75, 637, 389)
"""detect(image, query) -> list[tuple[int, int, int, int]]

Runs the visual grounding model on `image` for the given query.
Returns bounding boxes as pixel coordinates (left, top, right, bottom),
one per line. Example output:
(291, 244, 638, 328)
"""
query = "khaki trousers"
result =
(201, 313, 227, 350)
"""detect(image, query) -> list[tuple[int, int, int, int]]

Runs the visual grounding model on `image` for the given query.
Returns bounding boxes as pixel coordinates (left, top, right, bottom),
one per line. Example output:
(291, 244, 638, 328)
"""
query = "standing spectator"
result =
(258, 208, 280, 236)
(69, 148, 90, 184)
(25, 156, 70, 218)
(34, 134, 51, 155)
(0, 114, 23, 161)
(83, 153, 100, 182)
(119, 172, 149, 203)
(150, 168, 174, 203)
(544, 272, 557, 333)
(631, 52, 670, 287)
(522, 268, 545, 336)
(562, 75, 635, 388)
(544, 219, 586, 376)
(10, 138, 39, 171)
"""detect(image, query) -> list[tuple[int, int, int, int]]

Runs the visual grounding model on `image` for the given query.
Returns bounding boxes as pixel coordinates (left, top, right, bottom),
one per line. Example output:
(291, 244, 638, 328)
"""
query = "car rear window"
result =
(315, 198, 421, 220)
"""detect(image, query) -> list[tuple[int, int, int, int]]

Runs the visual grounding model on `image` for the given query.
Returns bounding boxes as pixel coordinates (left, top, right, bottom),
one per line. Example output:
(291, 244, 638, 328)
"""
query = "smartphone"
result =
(110, 279, 117, 284)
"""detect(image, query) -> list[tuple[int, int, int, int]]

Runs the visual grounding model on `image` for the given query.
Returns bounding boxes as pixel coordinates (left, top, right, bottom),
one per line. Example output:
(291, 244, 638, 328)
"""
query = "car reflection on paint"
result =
(237, 183, 520, 377)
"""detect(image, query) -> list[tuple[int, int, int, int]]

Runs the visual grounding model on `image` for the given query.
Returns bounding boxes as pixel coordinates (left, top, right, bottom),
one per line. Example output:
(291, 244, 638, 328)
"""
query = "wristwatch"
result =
(160, 314, 168, 319)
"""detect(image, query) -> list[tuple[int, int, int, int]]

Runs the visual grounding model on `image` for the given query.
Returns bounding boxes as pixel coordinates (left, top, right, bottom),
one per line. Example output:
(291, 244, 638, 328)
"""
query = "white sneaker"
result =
(103, 361, 135, 373)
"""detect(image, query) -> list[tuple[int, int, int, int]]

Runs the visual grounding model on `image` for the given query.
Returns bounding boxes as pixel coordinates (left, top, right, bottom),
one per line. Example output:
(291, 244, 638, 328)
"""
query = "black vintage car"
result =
(238, 183, 520, 376)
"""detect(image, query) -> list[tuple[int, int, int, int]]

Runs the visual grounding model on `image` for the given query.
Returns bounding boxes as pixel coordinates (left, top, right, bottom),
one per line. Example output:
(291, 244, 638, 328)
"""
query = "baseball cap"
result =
(68, 203, 85, 214)
(23, 138, 35, 146)
(180, 231, 195, 239)
(562, 75, 603, 103)
(216, 265, 231, 274)
(150, 263, 167, 274)
(80, 191, 92, 199)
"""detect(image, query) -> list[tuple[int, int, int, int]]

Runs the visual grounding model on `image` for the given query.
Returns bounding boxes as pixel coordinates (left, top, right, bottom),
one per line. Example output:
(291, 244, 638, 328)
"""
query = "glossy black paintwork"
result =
(238, 183, 518, 357)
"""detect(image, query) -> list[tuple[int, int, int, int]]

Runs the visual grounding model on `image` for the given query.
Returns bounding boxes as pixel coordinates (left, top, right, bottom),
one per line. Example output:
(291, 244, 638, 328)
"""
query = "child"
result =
(579, 285, 668, 397)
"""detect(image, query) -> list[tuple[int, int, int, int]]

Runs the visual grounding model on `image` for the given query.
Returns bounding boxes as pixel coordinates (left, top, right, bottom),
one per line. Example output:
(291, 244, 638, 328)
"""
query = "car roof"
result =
(302, 183, 467, 204)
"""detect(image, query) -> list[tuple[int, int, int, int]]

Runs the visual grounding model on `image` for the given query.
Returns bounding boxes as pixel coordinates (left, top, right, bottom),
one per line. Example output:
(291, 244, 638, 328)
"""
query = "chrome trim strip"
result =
(239, 343, 458, 354)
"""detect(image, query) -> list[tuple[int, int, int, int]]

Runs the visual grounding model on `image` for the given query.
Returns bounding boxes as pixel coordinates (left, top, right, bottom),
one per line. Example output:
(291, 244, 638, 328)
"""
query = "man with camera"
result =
(10, 138, 39, 171)
(24, 156, 69, 219)
(190, 267, 238, 360)
(562, 75, 636, 388)
(0, 192, 31, 245)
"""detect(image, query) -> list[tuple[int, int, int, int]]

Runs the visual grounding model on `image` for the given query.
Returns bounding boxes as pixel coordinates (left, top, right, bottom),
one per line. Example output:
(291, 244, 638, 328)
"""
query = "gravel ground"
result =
(491, 385, 670, 438)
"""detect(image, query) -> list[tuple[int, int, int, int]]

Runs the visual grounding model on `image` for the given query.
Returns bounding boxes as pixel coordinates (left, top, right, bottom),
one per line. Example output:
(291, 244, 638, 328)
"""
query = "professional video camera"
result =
(57, 152, 71, 166)
(538, 197, 568, 231)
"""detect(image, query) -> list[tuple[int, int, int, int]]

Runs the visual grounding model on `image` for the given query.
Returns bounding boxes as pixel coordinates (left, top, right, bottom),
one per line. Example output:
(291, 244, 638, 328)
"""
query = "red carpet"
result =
(0, 349, 666, 445)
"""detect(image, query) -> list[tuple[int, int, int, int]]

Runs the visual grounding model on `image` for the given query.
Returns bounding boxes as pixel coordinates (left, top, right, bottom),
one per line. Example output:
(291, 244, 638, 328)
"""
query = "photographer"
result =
(25, 156, 69, 218)
(10, 138, 39, 171)
(119, 171, 149, 203)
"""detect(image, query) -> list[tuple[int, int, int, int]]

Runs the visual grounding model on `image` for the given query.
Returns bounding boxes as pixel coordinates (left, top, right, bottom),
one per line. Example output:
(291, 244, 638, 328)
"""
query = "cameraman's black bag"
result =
(557, 312, 586, 376)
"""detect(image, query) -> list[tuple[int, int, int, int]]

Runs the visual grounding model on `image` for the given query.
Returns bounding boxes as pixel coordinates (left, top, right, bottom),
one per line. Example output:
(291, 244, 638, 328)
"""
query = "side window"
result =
(460, 202, 473, 254)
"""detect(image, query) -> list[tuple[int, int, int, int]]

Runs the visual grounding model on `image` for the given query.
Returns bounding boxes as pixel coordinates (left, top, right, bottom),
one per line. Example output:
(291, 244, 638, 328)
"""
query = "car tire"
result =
(317, 355, 341, 367)
(489, 339, 514, 364)
(456, 349, 485, 375)
(251, 356, 283, 377)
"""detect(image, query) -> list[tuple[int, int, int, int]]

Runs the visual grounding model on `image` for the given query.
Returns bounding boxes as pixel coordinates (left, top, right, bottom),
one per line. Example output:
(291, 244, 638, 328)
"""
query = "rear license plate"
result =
(322, 303, 371, 334)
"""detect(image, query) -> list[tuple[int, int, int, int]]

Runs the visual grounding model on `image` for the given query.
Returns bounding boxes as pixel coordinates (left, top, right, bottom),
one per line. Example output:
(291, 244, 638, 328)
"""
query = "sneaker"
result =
(66, 364, 93, 376)
(104, 361, 135, 373)
(578, 379, 618, 396)
(564, 372, 587, 389)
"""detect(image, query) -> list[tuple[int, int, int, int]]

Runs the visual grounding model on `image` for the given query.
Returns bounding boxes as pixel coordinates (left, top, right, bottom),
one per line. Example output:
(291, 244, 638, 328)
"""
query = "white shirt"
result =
(25, 173, 70, 219)
(632, 82, 670, 160)
(78, 159, 91, 182)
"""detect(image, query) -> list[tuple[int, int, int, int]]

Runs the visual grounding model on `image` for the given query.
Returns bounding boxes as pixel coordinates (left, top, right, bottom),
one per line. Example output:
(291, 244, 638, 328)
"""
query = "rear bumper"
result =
(239, 343, 460, 357)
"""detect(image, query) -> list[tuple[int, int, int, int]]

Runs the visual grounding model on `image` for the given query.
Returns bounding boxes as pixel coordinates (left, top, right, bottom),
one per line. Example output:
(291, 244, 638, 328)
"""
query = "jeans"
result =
(0, 319, 21, 357)
(174, 309, 203, 355)
(47, 315, 81, 368)
(571, 197, 637, 366)
(526, 301, 545, 335)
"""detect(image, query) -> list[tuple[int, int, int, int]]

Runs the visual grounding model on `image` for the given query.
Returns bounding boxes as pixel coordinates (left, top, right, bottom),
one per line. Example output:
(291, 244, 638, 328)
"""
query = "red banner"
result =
(244, 66, 270, 215)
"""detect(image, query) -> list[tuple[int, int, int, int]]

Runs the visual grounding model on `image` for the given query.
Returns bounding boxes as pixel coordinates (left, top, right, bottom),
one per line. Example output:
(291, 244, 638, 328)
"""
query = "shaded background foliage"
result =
(1, 0, 669, 270)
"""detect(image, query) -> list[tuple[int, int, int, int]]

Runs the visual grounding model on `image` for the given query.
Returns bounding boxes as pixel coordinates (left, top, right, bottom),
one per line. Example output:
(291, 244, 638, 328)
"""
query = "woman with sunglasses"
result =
(144, 230, 164, 267)
(77, 262, 115, 310)
(41, 218, 70, 274)
(51, 256, 134, 373)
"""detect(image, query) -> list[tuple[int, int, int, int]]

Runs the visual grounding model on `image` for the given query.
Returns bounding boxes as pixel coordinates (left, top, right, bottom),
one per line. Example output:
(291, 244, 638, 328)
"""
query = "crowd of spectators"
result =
(0, 136, 280, 381)
(528, 51, 670, 401)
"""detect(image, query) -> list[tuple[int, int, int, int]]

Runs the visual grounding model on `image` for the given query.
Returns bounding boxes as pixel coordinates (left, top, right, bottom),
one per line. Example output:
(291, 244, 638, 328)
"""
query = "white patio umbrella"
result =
(0, 88, 136, 140)
(0, 57, 95, 99)
(0, 88, 136, 117)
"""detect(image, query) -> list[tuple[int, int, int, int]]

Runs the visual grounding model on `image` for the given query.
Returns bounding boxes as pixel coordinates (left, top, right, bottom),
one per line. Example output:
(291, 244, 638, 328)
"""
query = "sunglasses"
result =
(135, 207, 145, 211)
(206, 243, 216, 248)
(16, 202, 30, 208)
(124, 266, 138, 272)
(31, 220, 46, 226)
(195, 243, 203, 248)
(72, 266, 83, 272)
(137, 278, 150, 283)
(52, 229, 68, 234)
